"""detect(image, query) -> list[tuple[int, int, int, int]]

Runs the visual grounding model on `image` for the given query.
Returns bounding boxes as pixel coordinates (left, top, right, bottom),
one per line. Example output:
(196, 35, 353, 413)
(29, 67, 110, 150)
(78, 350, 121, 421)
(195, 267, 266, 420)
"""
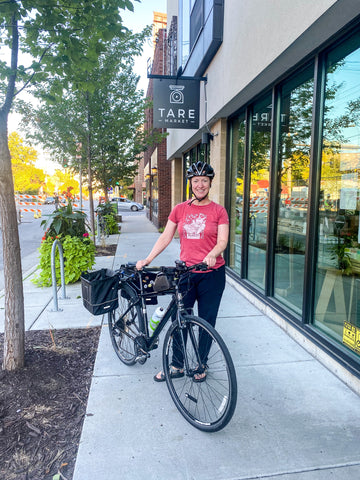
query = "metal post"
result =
(51, 239, 69, 312)
(97, 214, 101, 243)
(79, 163, 83, 210)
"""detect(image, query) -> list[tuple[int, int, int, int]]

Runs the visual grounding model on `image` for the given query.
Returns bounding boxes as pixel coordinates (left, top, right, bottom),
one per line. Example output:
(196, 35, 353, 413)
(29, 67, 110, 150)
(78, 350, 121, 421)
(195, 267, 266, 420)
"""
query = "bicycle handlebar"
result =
(119, 261, 210, 275)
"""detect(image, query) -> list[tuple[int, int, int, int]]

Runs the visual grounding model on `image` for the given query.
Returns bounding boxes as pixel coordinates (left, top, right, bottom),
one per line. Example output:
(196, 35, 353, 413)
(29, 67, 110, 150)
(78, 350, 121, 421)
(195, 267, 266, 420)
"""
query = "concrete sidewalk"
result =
(3, 213, 360, 479)
(73, 214, 360, 480)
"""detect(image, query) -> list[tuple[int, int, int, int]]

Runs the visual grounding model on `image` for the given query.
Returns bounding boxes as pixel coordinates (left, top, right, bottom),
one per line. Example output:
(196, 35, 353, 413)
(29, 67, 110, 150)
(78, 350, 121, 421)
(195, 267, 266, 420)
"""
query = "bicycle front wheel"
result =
(108, 283, 145, 365)
(163, 315, 237, 432)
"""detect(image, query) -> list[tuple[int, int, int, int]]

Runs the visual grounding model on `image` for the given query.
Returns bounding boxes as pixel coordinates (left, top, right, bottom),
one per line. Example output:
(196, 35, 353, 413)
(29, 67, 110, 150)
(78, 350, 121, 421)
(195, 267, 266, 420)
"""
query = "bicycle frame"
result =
(118, 267, 203, 370)
(132, 270, 185, 349)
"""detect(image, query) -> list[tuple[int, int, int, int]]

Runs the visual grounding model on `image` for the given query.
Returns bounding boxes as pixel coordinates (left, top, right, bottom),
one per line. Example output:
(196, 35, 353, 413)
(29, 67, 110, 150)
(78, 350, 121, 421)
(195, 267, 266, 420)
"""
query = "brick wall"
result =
(143, 27, 172, 229)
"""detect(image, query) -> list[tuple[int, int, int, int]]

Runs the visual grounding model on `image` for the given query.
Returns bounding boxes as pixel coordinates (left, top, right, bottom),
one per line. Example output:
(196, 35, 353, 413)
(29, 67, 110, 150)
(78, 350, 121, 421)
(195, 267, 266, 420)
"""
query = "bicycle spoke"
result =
(108, 284, 145, 365)
(163, 315, 237, 432)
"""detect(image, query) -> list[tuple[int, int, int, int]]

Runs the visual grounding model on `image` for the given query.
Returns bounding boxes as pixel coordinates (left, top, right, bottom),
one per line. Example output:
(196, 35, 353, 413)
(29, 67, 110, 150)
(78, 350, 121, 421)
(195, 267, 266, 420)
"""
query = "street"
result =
(0, 202, 146, 273)
(0, 210, 47, 272)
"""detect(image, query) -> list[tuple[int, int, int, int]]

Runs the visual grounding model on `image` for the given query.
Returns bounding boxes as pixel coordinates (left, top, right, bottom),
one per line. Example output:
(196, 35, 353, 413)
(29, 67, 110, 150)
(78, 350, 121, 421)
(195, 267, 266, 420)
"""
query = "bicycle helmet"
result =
(186, 161, 215, 179)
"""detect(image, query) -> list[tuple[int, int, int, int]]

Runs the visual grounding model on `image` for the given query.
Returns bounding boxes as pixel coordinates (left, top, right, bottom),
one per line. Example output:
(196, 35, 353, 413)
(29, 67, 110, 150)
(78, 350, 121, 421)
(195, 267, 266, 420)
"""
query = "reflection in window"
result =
(274, 67, 314, 314)
(190, 0, 203, 50)
(179, 0, 190, 67)
(247, 95, 272, 290)
(229, 114, 246, 275)
(313, 37, 360, 351)
(152, 175, 159, 216)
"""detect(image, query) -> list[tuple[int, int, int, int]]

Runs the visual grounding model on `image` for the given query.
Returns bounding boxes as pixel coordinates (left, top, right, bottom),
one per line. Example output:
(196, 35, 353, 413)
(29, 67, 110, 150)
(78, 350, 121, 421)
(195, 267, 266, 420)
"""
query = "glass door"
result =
(247, 95, 272, 290)
(228, 114, 246, 276)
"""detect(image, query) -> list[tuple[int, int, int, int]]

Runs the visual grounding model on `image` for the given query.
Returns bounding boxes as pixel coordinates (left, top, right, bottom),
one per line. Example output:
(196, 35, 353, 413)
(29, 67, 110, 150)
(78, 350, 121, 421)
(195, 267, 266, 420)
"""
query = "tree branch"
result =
(15, 42, 55, 98)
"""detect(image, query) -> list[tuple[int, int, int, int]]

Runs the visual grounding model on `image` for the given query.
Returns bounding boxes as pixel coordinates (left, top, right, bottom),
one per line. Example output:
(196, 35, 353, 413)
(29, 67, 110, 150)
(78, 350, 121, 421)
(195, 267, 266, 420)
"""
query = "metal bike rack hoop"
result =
(50, 239, 69, 312)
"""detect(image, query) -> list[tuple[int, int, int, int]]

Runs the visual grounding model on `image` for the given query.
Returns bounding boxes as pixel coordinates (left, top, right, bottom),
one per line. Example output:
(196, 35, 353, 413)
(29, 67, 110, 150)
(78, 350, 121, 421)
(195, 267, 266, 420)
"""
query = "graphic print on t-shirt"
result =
(183, 213, 207, 239)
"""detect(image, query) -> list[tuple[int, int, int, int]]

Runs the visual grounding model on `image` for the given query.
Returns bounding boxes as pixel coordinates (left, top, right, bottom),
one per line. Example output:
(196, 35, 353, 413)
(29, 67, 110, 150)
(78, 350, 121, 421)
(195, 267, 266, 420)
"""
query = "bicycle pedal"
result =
(135, 353, 148, 364)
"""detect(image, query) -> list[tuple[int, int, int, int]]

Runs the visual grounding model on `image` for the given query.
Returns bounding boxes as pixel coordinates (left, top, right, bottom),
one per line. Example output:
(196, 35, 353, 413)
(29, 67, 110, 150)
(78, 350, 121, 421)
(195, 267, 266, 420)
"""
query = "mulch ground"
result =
(0, 244, 117, 480)
(0, 327, 101, 480)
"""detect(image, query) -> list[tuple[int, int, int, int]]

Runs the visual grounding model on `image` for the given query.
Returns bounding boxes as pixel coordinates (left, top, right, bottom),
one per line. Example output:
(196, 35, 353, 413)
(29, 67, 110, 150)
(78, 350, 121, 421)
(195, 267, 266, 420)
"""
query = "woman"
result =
(136, 161, 229, 382)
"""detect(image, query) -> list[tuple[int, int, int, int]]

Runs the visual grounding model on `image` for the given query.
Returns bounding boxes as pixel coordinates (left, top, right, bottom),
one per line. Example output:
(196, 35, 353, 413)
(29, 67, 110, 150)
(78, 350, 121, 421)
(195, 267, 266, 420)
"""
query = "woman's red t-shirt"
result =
(168, 200, 229, 269)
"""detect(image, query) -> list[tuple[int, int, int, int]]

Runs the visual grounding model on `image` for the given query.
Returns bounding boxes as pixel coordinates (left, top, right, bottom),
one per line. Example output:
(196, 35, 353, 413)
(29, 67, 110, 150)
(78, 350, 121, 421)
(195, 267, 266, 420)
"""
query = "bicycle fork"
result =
(176, 312, 203, 379)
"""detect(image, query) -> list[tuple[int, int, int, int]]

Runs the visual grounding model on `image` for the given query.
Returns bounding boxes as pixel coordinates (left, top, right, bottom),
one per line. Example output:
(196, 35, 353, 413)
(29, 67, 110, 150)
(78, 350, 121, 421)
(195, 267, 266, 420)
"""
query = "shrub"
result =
(40, 202, 88, 238)
(34, 192, 95, 287)
(96, 201, 117, 217)
(33, 235, 95, 287)
(96, 202, 119, 235)
(103, 214, 119, 234)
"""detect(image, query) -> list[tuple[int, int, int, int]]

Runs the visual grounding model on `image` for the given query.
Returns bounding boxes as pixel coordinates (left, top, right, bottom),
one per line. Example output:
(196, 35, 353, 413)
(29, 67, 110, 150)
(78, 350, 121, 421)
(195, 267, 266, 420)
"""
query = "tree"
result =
(46, 169, 80, 197)
(22, 29, 163, 227)
(0, 0, 138, 370)
(9, 132, 45, 193)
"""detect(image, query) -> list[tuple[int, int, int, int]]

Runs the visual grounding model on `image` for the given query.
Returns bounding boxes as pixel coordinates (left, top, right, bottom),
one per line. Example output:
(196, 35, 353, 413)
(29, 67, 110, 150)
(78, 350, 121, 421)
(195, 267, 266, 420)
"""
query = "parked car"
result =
(43, 196, 66, 205)
(111, 197, 144, 211)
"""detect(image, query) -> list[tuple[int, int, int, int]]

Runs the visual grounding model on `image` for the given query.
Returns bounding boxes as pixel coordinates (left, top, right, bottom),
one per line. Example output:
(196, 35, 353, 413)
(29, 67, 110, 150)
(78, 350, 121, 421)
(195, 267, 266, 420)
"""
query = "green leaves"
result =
(22, 25, 155, 196)
(1, 0, 137, 113)
(40, 201, 89, 238)
(33, 235, 96, 286)
(124, 0, 136, 12)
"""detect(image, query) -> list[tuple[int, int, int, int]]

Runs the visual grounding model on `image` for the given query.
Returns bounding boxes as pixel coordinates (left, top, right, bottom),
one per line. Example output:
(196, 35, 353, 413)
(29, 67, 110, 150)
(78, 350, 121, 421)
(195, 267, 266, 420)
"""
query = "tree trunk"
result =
(86, 93, 96, 243)
(0, 112, 25, 370)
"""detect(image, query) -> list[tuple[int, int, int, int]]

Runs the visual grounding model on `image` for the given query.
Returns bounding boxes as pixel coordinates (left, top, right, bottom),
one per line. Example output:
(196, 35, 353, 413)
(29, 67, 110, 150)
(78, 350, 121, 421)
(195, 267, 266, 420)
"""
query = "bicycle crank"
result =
(134, 336, 149, 365)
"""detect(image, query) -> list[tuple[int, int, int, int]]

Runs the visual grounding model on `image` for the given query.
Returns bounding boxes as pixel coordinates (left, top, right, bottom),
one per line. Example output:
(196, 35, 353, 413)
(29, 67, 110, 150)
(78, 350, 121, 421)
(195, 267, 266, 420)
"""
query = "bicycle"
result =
(107, 260, 237, 432)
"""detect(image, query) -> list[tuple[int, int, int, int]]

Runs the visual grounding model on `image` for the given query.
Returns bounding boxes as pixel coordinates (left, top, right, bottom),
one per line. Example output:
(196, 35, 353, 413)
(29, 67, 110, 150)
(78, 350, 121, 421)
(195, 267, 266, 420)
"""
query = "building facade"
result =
(161, 0, 360, 390)
(142, 14, 172, 229)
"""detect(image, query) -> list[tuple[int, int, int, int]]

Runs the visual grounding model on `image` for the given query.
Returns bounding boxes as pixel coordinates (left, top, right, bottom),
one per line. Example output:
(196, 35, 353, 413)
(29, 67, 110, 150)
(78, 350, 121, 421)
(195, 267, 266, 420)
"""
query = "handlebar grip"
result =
(192, 262, 209, 271)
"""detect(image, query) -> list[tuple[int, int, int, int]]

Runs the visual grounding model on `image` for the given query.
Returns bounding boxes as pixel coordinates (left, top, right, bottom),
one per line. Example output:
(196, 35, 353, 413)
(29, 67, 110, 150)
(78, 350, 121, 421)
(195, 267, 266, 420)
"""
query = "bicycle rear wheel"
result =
(108, 283, 145, 365)
(163, 315, 237, 432)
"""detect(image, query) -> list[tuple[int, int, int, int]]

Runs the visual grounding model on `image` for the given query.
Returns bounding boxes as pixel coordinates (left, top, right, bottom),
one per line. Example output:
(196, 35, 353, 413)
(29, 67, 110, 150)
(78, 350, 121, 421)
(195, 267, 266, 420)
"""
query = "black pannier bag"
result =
(139, 271, 172, 293)
(81, 269, 119, 315)
(153, 272, 172, 292)
(137, 271, 158, 305)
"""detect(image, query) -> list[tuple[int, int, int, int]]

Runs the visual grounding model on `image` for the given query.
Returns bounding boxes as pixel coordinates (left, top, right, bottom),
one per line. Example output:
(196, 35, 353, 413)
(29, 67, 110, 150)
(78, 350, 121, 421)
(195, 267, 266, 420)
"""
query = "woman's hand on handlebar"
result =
(202, 254, 217, 268)
(136, 259, 149, 270)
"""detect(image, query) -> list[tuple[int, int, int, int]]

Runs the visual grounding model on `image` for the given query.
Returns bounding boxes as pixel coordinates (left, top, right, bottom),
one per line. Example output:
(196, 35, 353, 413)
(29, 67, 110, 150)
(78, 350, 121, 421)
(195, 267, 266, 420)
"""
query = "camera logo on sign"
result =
(169, 85, 185, 104)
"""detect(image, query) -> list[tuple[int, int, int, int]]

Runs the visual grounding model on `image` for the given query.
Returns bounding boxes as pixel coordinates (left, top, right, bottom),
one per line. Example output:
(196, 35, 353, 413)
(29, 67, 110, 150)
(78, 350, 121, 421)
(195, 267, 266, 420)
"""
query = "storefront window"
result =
(274, 67, 314, 314)
(228, 114, 246, 275)
(247, 95, 272, 290)
(313, 34, 360, 354)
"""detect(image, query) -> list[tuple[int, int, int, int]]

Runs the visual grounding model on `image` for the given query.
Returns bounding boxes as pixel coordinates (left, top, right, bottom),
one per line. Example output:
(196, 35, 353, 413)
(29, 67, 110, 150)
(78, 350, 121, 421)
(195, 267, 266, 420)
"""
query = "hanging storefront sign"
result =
(153, 78, 201, 129)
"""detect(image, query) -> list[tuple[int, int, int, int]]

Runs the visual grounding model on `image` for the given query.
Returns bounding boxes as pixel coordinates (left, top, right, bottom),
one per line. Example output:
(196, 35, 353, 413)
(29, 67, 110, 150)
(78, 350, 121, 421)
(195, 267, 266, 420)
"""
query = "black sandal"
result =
(193, 365, 207, 383)
(154, 365, 184, 382)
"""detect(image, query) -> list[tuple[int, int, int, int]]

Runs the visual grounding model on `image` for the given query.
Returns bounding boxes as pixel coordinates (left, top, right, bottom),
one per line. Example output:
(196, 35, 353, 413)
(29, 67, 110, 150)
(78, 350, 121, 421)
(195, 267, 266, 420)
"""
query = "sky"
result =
(121, 0, 167, 93)
(8, 0, 167, 172)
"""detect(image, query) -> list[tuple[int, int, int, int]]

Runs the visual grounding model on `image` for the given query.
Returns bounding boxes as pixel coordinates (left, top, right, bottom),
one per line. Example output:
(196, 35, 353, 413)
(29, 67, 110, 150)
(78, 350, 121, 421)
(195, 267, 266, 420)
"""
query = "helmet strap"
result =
(189, 192, 209, 204)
